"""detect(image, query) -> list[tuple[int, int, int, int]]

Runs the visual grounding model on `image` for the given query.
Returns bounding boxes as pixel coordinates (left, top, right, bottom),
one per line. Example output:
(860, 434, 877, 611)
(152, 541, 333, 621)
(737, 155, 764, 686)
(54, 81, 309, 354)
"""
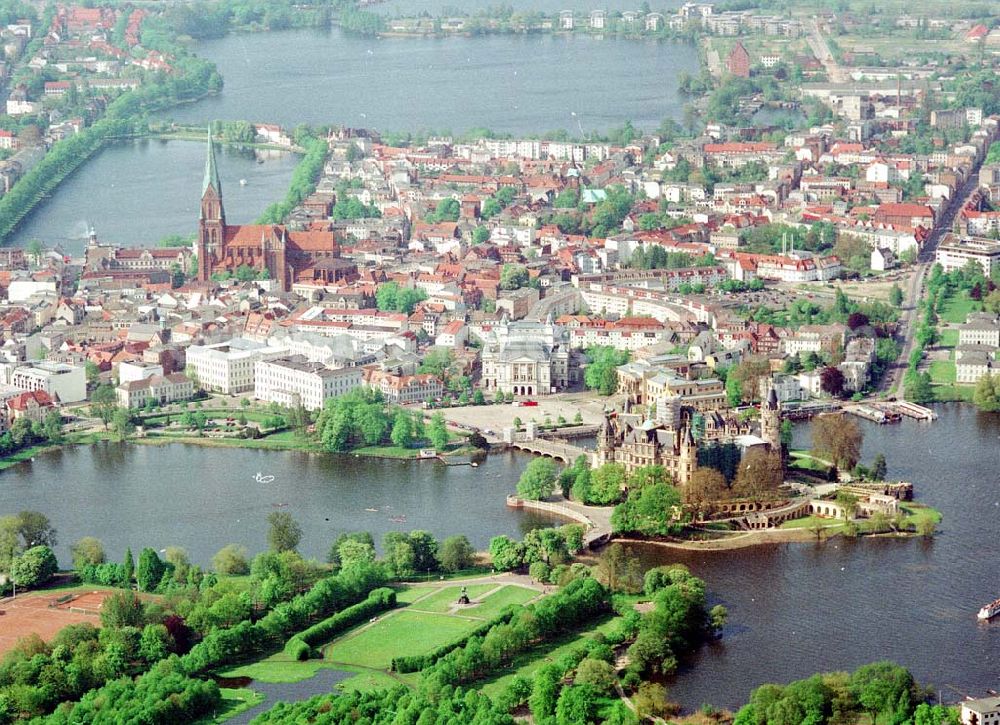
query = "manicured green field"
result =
(461, 585, 537, 619)
(218, 656, 334, 684)
(929, 360, 956, 385)
(324, 610, 481, 669)
(900, 503, 943, 529)
(933, 383, 974, 403)
(780, 515, 845, 532)
(336, 667, 414, 694)
(938, 328, 959, 348)
(392, 585, 434, 604)
(409, 585, 497, 613)
(939, 294, 980, 324)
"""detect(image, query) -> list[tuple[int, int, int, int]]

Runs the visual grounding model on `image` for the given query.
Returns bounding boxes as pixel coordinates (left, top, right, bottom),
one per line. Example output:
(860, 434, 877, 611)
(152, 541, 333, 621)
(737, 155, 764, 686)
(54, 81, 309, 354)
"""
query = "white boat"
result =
(978, 599, 1000, 620)
(239, 178, 247, 186)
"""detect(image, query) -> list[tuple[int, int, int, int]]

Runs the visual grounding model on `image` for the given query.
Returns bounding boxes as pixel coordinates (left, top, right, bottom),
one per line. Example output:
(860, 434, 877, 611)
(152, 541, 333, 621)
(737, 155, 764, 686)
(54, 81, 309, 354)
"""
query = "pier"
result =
(893, 401, 937, 421)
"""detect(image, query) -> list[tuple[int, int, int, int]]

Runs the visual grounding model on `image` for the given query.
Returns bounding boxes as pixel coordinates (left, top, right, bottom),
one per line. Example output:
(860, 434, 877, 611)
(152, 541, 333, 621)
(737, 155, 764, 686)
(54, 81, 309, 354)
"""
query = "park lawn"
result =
(192, 688, 265, 724)
(477, 614, 619, 697)
(463, 586, 538, 620)
(900, 502, 942, 529)
(932, 382, 974, 403)
(788, 450, 831, 474)
(410, 585, 497, 613)
(324, 610, 482, 670)
(929, 360, 956, 385)
(352, 445, 422, 459)
(939, 293, 980, 324)
(335, 667, 414, 694)
(218, 655, 334, 684)
(780, 515, 845, 533)
(938, 328, 959, 348)
(392, 585, 436, 605)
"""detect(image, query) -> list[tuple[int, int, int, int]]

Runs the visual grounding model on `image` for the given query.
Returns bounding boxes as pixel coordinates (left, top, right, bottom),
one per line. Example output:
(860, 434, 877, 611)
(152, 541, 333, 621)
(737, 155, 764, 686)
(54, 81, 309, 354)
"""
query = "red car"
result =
(520, 400, 538, 407)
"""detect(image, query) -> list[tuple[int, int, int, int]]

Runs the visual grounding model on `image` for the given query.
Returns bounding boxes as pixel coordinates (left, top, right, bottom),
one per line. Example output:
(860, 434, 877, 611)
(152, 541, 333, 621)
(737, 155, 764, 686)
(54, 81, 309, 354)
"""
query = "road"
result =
(807, 19, 847, 83)
(879, 166, 986, 396)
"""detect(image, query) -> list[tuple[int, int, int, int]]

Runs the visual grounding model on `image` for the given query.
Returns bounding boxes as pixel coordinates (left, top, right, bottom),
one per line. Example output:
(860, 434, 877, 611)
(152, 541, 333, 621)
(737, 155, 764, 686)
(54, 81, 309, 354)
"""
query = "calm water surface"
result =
(636, 404, 1000, 709)
(371, 0, 687, 15)
(0, 443, 552, 565)
(10, 139, 297, 253)
(159, 29, 699, 133)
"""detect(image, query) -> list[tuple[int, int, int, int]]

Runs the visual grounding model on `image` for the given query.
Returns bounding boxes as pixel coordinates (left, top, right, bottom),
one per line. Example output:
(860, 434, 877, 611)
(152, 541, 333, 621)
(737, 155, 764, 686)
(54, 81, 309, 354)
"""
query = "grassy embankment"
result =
(133, 408, 468, 459)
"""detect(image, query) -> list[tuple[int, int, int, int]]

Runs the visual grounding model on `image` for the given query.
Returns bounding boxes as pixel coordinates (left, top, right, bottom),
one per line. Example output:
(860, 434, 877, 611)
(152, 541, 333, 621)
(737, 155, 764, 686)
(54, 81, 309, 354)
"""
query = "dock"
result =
(892, 401, 937, 421)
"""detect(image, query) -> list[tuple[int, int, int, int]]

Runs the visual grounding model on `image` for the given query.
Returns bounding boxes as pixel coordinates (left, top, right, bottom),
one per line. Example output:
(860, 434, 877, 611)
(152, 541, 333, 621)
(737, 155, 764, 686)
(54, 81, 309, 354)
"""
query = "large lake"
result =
(0, 443, 553, 565)
(158, 29, 699, 134)
(371, 0, 687, 17)
(10, 139, 297, 254)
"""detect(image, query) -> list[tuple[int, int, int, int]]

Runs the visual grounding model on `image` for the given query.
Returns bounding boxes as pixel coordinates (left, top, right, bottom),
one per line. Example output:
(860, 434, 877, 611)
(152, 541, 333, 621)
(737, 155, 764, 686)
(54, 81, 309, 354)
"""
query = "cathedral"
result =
(196, 130, 355, 292)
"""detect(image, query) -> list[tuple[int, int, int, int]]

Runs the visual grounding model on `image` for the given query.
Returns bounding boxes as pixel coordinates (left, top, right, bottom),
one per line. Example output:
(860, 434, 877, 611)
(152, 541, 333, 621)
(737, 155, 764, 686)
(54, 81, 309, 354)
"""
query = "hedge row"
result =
(178, 565, 384, 674)
(285, 587, 396, 654)
(391, 607, 519, 673)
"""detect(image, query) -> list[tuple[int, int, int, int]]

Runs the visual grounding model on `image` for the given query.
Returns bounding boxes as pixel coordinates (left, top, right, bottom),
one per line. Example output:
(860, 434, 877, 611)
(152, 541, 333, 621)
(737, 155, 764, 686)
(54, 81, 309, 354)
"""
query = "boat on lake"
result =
(978, 598, 1000, 620)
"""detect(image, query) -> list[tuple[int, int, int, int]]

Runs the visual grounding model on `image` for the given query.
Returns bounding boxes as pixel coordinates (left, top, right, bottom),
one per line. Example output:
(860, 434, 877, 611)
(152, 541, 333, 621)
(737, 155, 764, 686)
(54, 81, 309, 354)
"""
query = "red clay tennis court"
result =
(0, 590, 112, 656)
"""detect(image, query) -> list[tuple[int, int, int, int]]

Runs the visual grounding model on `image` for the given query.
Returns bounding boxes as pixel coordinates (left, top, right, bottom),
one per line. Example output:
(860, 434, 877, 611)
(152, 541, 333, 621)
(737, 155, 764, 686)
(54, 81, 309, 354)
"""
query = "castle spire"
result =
(203, 125, 222, 197)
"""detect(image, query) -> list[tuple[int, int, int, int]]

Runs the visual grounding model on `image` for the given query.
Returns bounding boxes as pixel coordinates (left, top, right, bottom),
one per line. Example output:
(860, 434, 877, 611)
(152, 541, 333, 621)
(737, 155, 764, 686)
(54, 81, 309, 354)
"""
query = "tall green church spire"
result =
(203, 125, 222, 197)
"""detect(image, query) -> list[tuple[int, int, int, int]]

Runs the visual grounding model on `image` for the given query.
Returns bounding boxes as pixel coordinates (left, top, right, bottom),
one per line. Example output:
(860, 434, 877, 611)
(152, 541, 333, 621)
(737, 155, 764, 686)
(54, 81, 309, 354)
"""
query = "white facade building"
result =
(185, 338, 287, 394)
(254, 356, 363, 411)
(9, 361, 86, 403)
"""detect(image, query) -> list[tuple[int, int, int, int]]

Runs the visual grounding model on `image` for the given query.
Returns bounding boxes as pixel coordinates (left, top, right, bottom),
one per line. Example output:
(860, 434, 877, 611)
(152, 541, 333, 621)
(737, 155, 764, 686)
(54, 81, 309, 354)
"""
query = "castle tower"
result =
(678, 424, 696, 487)
(761, 385, 781, 451)
(197, 127, 225, 282)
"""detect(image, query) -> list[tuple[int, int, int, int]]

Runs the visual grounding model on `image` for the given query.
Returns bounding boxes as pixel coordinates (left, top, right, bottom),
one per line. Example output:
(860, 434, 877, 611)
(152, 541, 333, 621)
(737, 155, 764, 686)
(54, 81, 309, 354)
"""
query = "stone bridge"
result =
(508, 438, 591, 465)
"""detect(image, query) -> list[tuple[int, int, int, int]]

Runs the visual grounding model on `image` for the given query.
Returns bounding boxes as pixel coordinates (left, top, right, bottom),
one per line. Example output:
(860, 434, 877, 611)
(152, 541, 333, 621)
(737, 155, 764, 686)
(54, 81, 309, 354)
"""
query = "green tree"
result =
(889, 284, 904, 307)
(439, 534, 474, 572)
(10, 545, 57, 587)
(587, 463, 627, 505)
(516, 457, 558, 500)
(267, 511, 303, 552)
(136, 548, 165, 592)
(489, 535, 525, 571)
(574, 658, 617, 694)
(584, 347, 629, 395)
(428, 411, 449, 450)
(139, 623, 172, 663)
(100, 590, 145, 629)
(500, 263, 529, 290)
(71, 536, 105, 569)
(555, 684, 598, 725)
(123, 547, 135, 587)
(90, 383, 118, 429)
(110, 408, 136, 442)
(212, 544, 250, 576)
(14, 510, 56, 548)
(973, 373, 1000, 412)
(390, 410, 413, 448)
